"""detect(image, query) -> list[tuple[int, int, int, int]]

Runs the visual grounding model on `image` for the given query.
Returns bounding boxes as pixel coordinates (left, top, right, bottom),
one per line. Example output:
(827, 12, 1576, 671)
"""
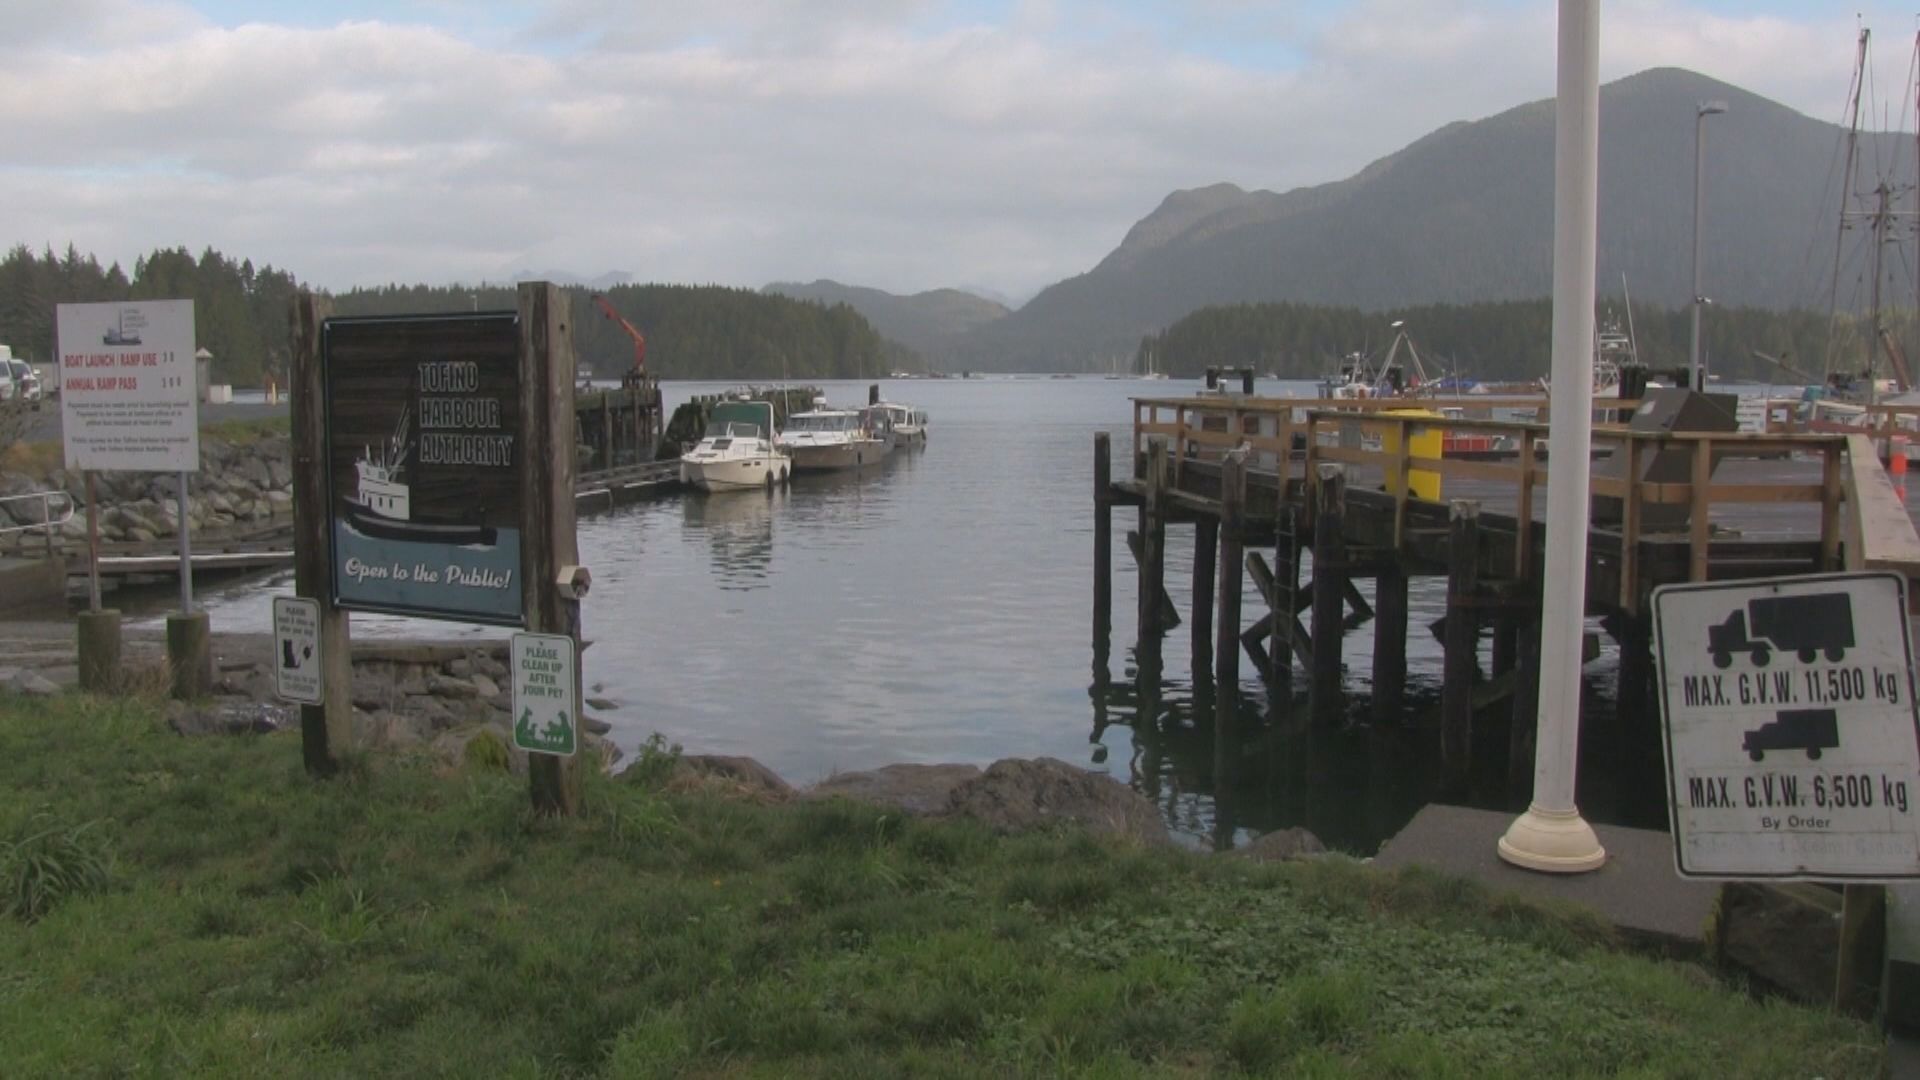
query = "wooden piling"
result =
(76, 609, 121, 693)
(1193, 516, 1218, 675)
(1442, 500, 1481, 791)
(1372, 561, 1408, 723)
(1508, 614, 1541, 795)
(166, 612, 212, 700)
(1273, 504, 1302, 692)
(1093, 432, 1112, 642)
(1310, 464, 1347, 728)
(1614, 613, 1654, 742)
(1491, 618, 1518, 678)
(1215, 452, 1247, 689)
(1139, 438, 1170, 638)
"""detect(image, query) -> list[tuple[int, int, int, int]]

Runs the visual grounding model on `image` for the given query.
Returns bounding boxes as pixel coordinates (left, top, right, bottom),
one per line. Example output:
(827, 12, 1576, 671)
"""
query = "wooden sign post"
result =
(289, 293, 353, 775)
(286, 283, 583, 813)
(517, 282, 585, 815)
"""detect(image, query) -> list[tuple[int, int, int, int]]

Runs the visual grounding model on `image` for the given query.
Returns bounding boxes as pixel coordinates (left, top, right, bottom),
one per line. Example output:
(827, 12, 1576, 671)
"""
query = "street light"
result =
(1689, 100, 1727, 392)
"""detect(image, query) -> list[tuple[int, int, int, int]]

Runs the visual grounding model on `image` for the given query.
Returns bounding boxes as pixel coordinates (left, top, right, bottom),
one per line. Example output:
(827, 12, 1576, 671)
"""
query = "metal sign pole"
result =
(177, 469, 193, 612)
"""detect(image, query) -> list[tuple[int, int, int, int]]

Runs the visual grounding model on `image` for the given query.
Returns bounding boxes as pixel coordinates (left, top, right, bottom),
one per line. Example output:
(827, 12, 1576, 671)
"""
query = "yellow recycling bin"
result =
(1382, 409, 1443, 501)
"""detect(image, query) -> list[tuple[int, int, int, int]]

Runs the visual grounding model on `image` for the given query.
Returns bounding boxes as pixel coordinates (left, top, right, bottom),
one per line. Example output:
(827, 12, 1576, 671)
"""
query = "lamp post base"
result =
(1498, 804, 1606, 873)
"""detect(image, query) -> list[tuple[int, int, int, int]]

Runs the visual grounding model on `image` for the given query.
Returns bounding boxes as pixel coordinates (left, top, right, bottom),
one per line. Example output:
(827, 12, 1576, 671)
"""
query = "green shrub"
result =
(463, 729, 511, 773)
(624, 732, 682, 789)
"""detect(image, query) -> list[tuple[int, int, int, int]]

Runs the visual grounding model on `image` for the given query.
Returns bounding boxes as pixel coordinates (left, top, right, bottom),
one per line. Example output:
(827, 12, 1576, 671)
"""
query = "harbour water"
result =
(167, 375, 1740, 851)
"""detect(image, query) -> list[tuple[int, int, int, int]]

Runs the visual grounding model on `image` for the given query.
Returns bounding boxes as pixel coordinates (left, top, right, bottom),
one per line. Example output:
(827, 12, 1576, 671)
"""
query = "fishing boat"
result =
(680, 400, 791, 492)
(1321, 321, 1430, 399)
(343, 408, 497, 546)
(778, 405, 893, 471)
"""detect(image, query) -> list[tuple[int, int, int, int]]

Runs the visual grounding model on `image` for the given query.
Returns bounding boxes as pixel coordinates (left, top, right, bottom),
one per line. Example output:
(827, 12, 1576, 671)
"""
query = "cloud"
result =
(0, 0, 1906, 297)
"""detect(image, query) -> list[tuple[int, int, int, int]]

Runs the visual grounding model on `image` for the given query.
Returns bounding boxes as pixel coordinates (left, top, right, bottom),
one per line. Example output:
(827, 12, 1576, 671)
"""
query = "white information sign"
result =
(272, 597, 323, 705)
(511, 632, 577, 757)
(1652, 571, 1920, 880)
(55, 299, 199, 473)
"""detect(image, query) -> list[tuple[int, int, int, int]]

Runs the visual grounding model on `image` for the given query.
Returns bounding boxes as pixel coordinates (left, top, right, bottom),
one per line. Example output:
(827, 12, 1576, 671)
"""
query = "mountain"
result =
(764, 280, 1009, 362)
(943, 67, 1893, 371)
(510, 269, 634, 291)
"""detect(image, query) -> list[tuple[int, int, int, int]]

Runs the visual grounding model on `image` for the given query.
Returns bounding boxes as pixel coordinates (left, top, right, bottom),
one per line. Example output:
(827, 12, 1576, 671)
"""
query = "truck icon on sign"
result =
(1707, 592, 1854, 669)
(1742, 709, 1841, 762)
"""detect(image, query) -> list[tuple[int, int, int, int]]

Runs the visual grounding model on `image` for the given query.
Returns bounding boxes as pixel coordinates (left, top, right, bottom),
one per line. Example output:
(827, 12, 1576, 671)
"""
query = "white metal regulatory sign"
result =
(1652, 571, 1920, 881)
(272, 597, 323, 705)
(55, 299, 200, 473)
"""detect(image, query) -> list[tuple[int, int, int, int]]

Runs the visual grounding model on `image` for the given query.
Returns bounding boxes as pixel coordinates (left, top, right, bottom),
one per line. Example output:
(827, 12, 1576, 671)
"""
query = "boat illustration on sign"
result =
(343, 408, 498, 547)
(102, 309, 142, 346)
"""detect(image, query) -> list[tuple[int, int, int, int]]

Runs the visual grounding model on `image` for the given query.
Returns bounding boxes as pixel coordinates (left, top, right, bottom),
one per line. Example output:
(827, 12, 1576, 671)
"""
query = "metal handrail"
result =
(0, 490, 75, 558)
(0, 490, 74, 535)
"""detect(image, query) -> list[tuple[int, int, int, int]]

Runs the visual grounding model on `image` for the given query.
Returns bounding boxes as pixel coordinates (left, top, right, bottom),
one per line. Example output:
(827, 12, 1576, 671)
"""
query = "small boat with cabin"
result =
(779, 404, 893, 471)
(873, 401, 929, 447)
(679, 399, 791, 492)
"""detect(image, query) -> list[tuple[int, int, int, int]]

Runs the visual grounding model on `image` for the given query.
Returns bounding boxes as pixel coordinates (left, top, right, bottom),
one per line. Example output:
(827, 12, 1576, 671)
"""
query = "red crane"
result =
(591, 294, 647, 379)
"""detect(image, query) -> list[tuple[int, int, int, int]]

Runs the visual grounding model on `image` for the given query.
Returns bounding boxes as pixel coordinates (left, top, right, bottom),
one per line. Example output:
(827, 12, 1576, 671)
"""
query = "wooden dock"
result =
(1097, 393, 1920, 794)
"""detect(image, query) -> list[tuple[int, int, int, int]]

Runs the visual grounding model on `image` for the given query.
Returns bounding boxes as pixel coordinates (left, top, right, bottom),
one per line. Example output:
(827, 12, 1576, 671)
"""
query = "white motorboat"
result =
(680, 400, 791, 492)
(778, 405, 892, 471)
(872, 401, 928, 447)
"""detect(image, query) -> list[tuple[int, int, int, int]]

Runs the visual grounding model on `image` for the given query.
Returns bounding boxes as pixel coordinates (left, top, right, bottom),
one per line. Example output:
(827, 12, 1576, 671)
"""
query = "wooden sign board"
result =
(323, 313, 524, 625)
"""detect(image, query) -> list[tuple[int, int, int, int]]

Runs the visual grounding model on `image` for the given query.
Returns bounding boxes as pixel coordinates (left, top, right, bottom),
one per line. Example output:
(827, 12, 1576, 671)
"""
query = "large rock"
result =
(662, 754, 793, 800)
(360, 709, 437, 749)
(237, 455, 273, 489)
(806, 763, 982, 817)
(169, 701, 294, 736)
(428, 673, 480, 700)
(430, 723, 529, 776)
(1, 668, 60, 697)
(945, 757, 1172, 847)
(1227, 826, 1327, 862)
(1719, 883, 1841, 1003)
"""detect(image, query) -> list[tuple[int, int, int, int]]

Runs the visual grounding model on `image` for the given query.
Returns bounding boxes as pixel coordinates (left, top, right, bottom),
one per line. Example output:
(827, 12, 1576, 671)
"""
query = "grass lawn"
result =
(0, 694, 1884, 1077)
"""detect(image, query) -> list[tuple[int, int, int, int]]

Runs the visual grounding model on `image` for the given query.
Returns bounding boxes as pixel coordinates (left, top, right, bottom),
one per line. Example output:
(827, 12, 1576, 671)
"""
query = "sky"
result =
(0, 1, 1911, 302)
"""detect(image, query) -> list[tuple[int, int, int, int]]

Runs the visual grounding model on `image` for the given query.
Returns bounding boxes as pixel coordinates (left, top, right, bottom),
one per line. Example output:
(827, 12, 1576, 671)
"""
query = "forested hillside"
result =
(1137, 299, 1855, 385)
(0, 245, 905, 384)
(0, 244, 301, 386)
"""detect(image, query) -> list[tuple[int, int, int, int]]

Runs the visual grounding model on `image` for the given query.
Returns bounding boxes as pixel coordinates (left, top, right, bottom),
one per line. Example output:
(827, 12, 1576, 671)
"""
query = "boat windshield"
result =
(786, 413, 857, 432)
(704, 419, 764, 440)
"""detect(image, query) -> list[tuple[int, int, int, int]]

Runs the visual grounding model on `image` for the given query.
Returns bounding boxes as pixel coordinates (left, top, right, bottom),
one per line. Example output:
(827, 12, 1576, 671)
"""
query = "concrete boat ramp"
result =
(1375, 804, 1715, 951)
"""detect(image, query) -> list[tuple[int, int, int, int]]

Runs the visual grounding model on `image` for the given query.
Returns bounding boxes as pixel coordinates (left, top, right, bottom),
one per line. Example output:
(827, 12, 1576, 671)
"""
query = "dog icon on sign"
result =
(281, 639, 312, 671)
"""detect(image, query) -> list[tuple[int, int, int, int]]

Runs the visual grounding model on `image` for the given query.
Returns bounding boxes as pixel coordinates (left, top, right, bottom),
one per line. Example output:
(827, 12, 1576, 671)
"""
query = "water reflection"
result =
(1091, 622, 1671, 853)
(681, 488, 779, 590)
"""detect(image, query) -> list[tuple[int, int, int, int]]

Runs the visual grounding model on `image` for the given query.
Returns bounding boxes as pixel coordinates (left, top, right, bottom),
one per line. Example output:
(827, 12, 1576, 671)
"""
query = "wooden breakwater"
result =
(577, 380, 666, 470)
(659, 386, 822, 455)
(1096, 393, 1920, 796)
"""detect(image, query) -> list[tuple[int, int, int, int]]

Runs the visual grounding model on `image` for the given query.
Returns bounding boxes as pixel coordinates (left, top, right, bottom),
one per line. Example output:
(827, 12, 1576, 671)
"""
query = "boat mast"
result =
(1827, 27, 1870, 388)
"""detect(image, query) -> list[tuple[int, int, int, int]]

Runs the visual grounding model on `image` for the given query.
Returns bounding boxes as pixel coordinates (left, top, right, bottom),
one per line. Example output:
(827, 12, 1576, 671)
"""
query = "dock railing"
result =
(1300, 412, 1849, 605)
(1130, 394, 1642, 481)
(1126, 394, 1920, 613)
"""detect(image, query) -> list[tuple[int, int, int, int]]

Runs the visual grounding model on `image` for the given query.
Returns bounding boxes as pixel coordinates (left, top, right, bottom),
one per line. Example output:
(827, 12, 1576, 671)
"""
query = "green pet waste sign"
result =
(512, 632, 577, 757)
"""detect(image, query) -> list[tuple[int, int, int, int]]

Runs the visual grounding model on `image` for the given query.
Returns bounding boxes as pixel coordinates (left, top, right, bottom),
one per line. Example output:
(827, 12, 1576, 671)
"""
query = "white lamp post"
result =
(1689, 100, 1727, 392)
(1498, 0, 1607, 874)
